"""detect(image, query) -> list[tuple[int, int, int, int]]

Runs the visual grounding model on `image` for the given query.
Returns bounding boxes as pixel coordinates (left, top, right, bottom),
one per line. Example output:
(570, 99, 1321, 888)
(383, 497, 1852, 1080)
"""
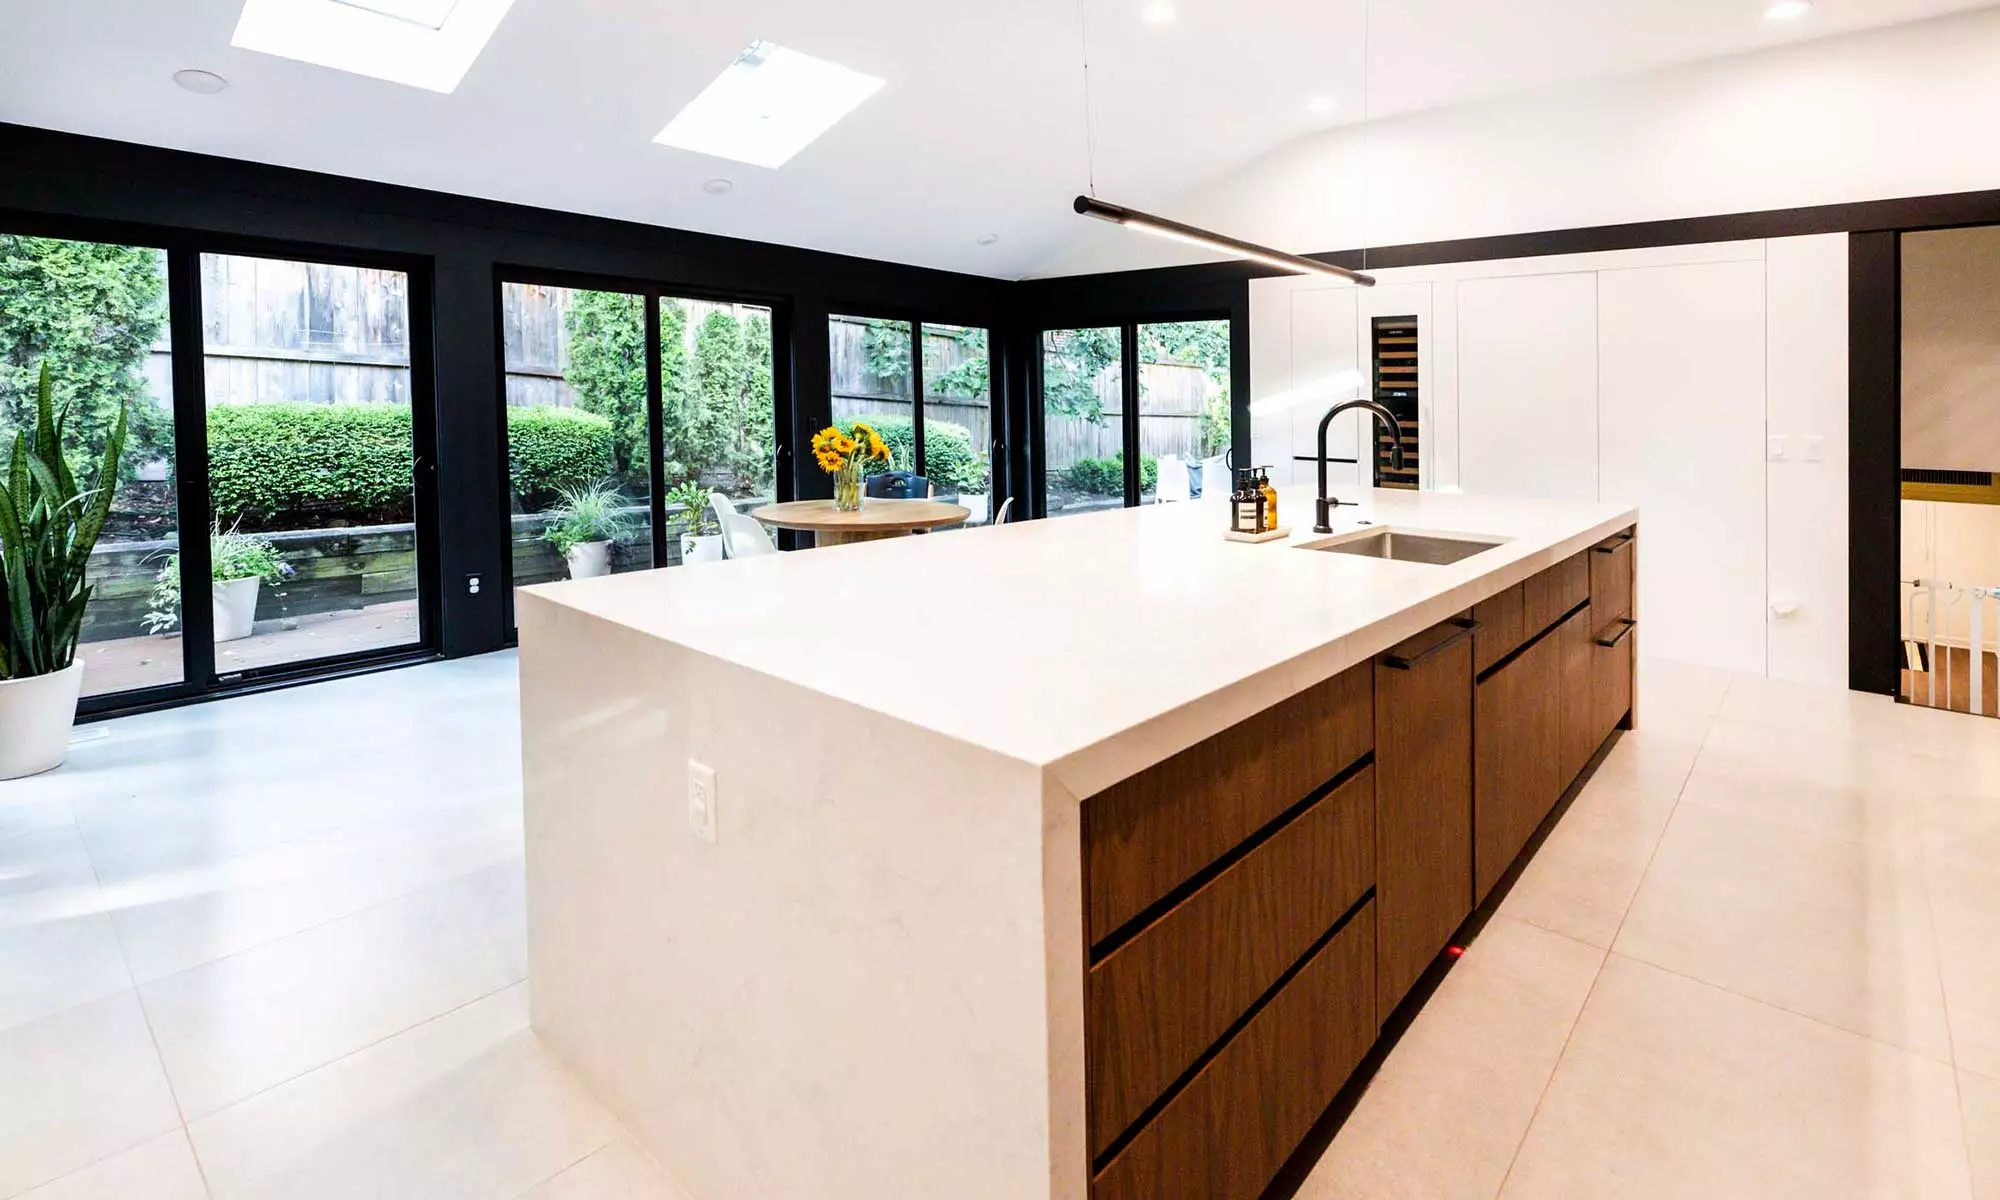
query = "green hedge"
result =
(206, 402, 616, 530)
(1065, 452, 1158, 497)
(508, 407, 617, 510)
(842, 414, 986, 493)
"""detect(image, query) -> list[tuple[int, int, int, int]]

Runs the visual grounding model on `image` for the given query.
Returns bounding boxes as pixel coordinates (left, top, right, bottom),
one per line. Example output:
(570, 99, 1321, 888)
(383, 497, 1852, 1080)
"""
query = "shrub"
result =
(841, 414, 986, 494)
(207, 403, 416, 531)
(1065, 452, 1158, 497)
(508, 407, 616, 511)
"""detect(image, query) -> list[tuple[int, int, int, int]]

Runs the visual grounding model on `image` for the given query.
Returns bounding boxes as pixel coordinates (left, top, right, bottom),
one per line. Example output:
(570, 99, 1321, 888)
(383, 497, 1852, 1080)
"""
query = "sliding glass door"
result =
(827, 315, 994, 521)
(1, 233, 183, 699)
(1038, 319, 1231, 516)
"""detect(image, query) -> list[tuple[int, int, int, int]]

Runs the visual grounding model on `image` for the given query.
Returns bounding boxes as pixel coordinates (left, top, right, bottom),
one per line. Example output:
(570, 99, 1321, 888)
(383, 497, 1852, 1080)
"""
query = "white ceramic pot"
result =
(212, 576, 261, 643)
(0, 661, 84, 780)
(958, 493, 989, 524)
(681, 533, 724, 564)
(566, 540, 613, 579)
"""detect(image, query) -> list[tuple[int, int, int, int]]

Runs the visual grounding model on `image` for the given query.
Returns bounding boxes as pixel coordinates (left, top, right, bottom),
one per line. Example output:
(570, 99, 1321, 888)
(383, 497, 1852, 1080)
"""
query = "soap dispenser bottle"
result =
(1257, 468, 1279, 532)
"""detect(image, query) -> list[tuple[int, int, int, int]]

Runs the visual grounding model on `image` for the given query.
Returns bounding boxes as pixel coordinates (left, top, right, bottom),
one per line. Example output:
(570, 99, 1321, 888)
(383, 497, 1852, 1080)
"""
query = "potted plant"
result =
(142, 524, 293, 643)
(0, 365, 126, 779)
(954, 456, 991, 523)
(544, 481, 636, 580)
(666, 480, 723, 564)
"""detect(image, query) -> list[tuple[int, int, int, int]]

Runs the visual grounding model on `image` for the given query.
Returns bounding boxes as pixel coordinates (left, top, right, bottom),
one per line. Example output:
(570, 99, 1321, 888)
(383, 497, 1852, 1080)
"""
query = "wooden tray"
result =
(1223, 525, 1292, 544)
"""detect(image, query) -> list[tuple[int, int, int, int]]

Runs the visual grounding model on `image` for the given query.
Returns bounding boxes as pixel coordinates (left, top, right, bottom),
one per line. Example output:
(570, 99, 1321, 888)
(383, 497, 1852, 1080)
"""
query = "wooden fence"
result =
(1044, 361, 1216, 468)
(497, 283, 771, 408)
(827, 316, 996, 452)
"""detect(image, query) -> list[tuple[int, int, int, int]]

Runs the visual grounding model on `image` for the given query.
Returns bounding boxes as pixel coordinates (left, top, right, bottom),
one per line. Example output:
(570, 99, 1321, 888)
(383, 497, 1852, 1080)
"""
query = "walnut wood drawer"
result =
(1091, 900, 1377, 1200)
(1082, 662, 1373, 948)
(1474, 553, 1589, 675)
(1085, 766, 1375, 1159)
(1525, 552, 1590, 640)
(1590, 529, 1636, 632)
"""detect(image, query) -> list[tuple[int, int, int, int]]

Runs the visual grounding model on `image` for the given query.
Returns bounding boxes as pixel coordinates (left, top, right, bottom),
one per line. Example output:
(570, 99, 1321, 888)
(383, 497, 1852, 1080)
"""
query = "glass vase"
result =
(833, 460, 864, 512)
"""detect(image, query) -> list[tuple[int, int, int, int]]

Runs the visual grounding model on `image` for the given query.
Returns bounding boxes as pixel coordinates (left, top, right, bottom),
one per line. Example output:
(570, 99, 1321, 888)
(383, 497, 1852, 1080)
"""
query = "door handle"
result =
(1381, 619, 1478, 670)
(1596, 618, 1637, 648)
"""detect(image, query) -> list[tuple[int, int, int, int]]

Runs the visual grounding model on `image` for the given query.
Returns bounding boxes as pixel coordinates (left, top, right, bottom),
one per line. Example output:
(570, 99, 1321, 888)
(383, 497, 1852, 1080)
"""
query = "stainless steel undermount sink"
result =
(1296, 528, 1506, 565)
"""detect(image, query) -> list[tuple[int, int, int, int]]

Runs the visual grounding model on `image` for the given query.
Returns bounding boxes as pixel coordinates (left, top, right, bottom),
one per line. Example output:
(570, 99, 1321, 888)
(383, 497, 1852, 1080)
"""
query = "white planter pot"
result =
(680, 533, 724, 564)
(212, 576, 261, 643)
(958, 493, 989, 524)
(0, 661, 84, 780)
(566, 540, 613, 579)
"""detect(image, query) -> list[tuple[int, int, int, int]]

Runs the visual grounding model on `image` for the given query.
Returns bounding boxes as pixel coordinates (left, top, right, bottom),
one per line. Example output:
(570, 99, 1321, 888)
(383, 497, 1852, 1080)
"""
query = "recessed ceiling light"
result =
(976, 233, 1000, 246)
(1142, 2, 1177, 23)
(230, 0, 516, 93)
(1765, 0, 1812, 19)
(1308, 95, 1336, 114)
(654, 41, 885, 170)
(702, 178, 734, 195)
(173, 69, 231, 95)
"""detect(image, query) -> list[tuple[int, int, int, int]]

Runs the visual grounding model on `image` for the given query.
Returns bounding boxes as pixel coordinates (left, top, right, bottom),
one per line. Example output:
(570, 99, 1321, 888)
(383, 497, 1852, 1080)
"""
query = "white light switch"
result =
(688, 760, 718, 844)
(1802, 435, 1826, 463)
(1768, 436, 1788, 462)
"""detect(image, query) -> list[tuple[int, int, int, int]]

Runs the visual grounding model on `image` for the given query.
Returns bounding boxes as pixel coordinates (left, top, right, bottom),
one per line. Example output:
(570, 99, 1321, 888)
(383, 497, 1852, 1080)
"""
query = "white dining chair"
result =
(709, 492, 776, 558)
(992, 497, 1015, 525)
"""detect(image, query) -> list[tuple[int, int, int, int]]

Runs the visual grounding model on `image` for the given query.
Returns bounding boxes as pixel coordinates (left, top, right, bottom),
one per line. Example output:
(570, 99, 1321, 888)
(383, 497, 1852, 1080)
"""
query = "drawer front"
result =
(1525, 552, 1590, 639)
(1474, 632, 1564, 902)
(1472, 583, 1525, 675)
(1593, 615, 1637, 745)
(1590, 530, 1636, 632)
(1091, 900, 1377, 1200)
(1083, 662, 1373, 947)
(1558, 604, 1597, 788)
(1086, 768, 1374, 1158)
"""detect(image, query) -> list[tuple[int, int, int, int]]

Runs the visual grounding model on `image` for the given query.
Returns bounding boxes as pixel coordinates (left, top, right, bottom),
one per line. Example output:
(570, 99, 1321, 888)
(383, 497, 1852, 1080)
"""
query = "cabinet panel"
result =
(1472, 584, 1525, 675)
(1590, 532, 1636, 631)
(1374, 621, 1474, 1019)
(1084, 663, 1373, 947)
(1526, 552, 1590, 637)
(1559, 605, 1597, 788)
(1457, 273, 1600, 503)
(1474, 633, 1564, 901)
(1092, 902, 1377, 1200)
(1594, 617, 1637, 746)
(1086, 769, 1374, 1158)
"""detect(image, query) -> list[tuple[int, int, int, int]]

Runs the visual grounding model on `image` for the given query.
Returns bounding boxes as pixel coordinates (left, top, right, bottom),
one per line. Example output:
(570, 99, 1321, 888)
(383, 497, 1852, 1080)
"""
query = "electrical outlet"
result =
(688, 760, 718, 844)
(1767, 435, 1788, 462)
(466, 574, 483, 595)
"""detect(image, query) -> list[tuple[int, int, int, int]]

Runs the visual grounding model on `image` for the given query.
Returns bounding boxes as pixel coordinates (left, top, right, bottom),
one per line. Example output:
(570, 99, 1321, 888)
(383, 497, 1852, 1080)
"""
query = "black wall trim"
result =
(1849, 232, 1902, 697)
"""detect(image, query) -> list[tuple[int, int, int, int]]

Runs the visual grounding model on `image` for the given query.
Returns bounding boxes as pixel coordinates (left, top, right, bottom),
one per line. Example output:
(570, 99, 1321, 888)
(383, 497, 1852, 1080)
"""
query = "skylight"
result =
(231, 0, 515, 93)
(654, 42, 886, 170)
(331, 0, 461, 30)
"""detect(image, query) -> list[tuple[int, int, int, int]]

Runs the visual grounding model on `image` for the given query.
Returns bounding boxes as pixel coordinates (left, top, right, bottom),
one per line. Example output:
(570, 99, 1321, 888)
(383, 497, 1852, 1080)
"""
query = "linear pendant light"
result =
(1072, 196, 1377, 287)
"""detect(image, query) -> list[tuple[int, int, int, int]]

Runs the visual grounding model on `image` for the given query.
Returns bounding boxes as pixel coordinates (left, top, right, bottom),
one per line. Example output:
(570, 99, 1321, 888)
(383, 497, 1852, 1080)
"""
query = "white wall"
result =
(1039, 9, 2000, 279)
(1251, 234, 1850, 686)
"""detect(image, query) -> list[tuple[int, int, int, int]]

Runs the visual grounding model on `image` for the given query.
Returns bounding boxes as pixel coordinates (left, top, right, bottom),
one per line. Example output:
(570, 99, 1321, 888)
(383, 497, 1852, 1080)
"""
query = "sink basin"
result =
(1297, 528, 1505, 565)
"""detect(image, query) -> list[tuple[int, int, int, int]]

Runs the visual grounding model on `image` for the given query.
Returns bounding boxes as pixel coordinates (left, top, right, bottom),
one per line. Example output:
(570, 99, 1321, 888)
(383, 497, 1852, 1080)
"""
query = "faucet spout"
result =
(1314, 400, 1406, 534)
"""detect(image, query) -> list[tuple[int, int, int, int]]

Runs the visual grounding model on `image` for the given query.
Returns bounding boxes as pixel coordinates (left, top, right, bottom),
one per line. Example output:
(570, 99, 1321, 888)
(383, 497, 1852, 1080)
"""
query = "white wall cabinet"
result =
(1456, 273, 1599, 503)
(1598, 260, 1769, 673)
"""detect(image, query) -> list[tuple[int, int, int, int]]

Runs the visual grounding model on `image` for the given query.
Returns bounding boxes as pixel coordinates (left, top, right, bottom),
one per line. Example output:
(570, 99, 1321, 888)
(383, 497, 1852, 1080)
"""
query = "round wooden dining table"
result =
(750, 498, 971, 547)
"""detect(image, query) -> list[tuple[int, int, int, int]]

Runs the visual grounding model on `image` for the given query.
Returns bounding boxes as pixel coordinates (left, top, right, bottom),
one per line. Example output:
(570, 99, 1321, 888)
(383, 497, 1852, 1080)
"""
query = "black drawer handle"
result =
(1596, 618, 1637, 648)
(1593, 531, 1636, 554)
(1382, 619, 1478, 670)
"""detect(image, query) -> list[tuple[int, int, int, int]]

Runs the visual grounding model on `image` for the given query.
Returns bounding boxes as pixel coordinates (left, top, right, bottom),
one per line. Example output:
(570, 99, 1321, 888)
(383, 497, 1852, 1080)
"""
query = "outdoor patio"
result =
(75, 600, 421, 695)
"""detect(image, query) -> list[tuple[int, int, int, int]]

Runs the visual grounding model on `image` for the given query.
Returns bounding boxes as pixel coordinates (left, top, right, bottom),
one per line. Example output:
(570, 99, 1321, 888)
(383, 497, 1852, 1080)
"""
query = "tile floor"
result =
(1, 652, 1995, 1198)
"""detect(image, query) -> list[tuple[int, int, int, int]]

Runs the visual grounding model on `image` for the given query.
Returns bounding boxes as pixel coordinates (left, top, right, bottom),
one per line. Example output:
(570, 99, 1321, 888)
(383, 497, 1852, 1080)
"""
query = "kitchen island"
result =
(516, 486, 1638, 1200)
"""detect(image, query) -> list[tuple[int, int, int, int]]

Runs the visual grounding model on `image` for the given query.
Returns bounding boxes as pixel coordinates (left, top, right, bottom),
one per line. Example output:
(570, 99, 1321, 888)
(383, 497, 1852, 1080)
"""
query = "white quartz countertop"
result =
(520, 486, 1635, 795)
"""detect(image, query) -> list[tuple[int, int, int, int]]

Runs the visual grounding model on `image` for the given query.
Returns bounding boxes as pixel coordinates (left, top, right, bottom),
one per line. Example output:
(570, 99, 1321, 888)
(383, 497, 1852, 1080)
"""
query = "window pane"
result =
(1138, 320, 1232, 504)
(202, 253, 422, 674)
(0, 235, 182, 696)
(923, 324, 992, 524)
(502, 283, 652, 586)
(1041, 327, 1123, 518)
(829, 315, 915, 481)
(663, 297, 777, 560)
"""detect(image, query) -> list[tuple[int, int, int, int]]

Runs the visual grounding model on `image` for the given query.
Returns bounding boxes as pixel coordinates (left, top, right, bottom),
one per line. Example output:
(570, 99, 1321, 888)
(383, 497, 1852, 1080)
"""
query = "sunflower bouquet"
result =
(812, 421, 891, 511)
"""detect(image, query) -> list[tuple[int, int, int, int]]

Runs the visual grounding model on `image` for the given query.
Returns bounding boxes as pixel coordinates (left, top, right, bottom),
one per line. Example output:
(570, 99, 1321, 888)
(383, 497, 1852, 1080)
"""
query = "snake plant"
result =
(0, 363, 127, 680)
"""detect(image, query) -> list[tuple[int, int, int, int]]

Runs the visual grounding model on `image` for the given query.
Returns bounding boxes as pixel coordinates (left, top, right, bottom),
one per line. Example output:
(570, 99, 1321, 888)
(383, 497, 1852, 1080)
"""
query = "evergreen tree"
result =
(562, 290, 648, 491)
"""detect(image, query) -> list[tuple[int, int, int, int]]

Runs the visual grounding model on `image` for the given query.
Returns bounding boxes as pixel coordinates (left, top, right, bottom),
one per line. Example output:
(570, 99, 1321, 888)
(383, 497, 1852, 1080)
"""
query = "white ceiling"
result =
(0, 0, 1989, 279)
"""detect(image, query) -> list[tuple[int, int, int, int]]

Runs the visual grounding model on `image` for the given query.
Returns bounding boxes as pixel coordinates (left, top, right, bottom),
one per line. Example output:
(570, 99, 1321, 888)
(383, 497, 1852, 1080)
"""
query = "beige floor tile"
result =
(1501, 954, 1972, 1200)
(0, 827, 105, 928)
(1920, 784, 2000, 878)
(16, 1131, 209, 1200)
(516, 1138, 692, 1200)
(1499, 781, 1677, 948)
(1679, 720, 1926, 852)
(0, 912, 133, 1035)
(1295, 917, 1604, 1200)
(1614, 803, 1952, 1061)
(1963, 1069, 2000, 1200)
(1586, 729, 1704, 800)
(189, 984, 618, 1200)
(1718, 674, 1909, 750)
(1635, 658, 1737, 738)
(1928, 864, 2000, 1080)
(141, 863, 525, 1118)
(0, 992, 182, 1198)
